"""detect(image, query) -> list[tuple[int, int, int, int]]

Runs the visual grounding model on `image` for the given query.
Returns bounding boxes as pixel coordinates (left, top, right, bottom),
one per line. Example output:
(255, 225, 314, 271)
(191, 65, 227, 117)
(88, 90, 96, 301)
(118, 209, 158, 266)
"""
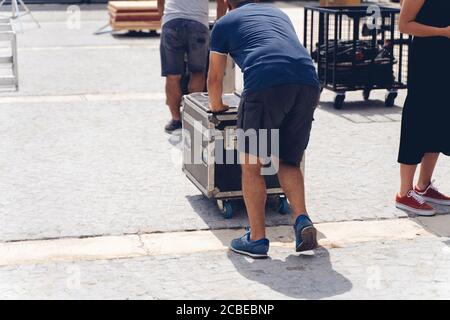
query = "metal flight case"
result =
(181, 92, 291, 219)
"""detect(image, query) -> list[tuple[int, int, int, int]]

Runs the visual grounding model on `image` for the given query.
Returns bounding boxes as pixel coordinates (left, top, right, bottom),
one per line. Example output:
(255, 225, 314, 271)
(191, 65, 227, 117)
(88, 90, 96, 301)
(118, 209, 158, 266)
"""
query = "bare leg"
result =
(240, 153, 267, 241)
(277, 161, 307, 220)
(165, 75, 182, 121)
(399, 163, 417, 197)
(188, 72, 206, 93)
(417, 153, 439, 191)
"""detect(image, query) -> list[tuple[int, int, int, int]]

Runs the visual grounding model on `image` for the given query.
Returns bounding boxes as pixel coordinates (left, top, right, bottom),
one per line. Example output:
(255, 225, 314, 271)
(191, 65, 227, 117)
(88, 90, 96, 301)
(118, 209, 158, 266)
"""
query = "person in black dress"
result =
(395, 0, 450, 216)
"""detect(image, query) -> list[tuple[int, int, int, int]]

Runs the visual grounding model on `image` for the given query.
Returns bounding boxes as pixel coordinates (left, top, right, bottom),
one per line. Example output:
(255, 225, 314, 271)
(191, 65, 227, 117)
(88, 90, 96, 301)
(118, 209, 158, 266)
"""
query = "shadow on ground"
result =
(412, 211, 450, 238)
(225, 249, 352, 299)
(112, 31, 160, 39)
(186, 195, 291, 229)
(319, 99, 402, 124)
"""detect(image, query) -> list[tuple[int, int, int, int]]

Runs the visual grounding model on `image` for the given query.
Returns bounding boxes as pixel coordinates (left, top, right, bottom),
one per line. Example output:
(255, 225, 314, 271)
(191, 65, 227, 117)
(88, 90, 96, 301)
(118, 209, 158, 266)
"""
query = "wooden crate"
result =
(108, 1, 161, 31)
(320, 0, 361, 6)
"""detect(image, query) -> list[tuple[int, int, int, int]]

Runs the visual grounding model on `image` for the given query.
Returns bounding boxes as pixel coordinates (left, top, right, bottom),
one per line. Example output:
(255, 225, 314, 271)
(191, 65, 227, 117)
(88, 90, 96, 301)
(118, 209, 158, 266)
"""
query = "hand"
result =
(209, 103, 229, 113)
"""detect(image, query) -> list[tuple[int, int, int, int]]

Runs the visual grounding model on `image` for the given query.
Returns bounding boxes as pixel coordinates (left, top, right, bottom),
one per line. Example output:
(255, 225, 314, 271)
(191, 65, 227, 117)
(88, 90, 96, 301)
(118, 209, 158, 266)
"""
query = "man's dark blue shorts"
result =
(160, 18, 210, 77)
(237, 84, 320, 167)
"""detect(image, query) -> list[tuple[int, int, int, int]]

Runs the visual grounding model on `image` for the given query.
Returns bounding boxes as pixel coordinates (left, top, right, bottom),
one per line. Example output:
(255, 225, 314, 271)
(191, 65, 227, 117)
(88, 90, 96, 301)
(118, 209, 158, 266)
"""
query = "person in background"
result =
(208, 0, 320, 258)
(395, 0, 450, 216)
(158, 0, 227, 133)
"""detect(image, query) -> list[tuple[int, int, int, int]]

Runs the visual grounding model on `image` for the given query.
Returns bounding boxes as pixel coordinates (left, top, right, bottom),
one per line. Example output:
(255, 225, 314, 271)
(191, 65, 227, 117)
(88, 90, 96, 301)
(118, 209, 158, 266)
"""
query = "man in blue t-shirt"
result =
(208, 0, 320, 258)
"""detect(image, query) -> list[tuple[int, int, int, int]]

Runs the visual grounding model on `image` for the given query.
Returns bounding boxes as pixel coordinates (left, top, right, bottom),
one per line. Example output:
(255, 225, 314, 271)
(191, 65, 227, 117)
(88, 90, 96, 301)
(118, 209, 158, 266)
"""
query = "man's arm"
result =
(207, 52, 228, 112)
(216, 0, 227, 20)
(157, 0, 165, 17)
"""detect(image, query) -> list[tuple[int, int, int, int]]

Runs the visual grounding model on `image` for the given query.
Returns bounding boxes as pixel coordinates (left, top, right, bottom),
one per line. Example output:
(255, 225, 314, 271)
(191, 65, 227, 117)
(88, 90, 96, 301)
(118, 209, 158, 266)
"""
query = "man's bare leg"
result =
(188, 72, 206, 93)
(240, 153, 267, 241)
(277, 161, 307, 220)
(165, 75, 182, 121)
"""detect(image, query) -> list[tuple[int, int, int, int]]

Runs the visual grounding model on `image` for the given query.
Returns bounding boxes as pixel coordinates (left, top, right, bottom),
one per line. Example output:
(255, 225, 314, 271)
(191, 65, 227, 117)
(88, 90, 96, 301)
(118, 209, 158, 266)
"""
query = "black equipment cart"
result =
(303, 4, 411, 109)
(182, 92, 292, 219)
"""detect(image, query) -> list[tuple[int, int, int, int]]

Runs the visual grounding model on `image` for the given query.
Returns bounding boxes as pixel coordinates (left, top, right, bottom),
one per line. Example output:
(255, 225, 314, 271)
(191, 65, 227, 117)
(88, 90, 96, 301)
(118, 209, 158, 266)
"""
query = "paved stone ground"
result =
(1, 236, 450, 299)
(0, 3, 449, 242)
(0, 2, 449, 300)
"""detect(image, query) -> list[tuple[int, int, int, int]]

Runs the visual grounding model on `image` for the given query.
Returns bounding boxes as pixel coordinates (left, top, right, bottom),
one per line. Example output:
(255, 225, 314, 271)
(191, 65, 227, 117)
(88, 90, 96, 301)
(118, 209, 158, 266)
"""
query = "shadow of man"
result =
(226, 248, 352, 299)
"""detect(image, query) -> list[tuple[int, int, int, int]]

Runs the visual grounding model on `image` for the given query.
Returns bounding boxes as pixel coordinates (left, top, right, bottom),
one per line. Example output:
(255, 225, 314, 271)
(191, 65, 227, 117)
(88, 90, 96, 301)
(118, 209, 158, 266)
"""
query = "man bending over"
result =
(208, 0, 320, 258)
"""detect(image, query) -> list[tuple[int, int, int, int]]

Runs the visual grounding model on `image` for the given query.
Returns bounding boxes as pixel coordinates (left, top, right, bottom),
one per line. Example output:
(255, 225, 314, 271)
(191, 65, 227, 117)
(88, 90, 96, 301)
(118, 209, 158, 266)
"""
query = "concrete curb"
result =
(0, 218, 433, 266)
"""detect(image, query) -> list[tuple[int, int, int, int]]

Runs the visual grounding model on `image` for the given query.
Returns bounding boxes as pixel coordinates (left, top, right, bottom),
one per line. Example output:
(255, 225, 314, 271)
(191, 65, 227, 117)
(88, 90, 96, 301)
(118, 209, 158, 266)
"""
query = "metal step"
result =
(0, 56, 13, 64)
(0, 19, 18, 91)
(0, 85, 18, 92)
(0, 31, 15, 41)
(0, 75, 16, 86)
(0, 24, 13, 32)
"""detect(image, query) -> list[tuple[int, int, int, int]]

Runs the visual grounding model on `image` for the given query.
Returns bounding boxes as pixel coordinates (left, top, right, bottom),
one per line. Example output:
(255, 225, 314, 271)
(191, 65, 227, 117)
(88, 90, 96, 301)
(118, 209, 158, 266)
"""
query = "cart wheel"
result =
(334, 94, 345, 110)
(222, 202, 233, 219)
(363, 89, 371, 101)
(278, 196, 290, 215)
(385, 91, 398, 108)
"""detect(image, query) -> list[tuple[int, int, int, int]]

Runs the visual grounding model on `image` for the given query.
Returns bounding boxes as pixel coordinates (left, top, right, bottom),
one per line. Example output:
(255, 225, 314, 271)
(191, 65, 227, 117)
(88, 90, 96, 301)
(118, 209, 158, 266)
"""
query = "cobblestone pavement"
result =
(1, 236, 449, 299)
(0, 4, 449, 242)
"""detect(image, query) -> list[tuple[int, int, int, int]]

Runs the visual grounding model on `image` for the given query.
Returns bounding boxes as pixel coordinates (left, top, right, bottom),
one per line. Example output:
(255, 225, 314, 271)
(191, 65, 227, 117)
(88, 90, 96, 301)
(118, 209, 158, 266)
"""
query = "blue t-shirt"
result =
(210, 2, 319, 94)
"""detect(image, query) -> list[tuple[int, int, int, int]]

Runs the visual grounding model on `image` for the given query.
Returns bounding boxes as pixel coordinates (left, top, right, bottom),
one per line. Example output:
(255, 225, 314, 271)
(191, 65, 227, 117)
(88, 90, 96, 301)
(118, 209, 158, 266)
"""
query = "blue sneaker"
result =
(294, 215, 318, 252)
(230, 228, 269, 259)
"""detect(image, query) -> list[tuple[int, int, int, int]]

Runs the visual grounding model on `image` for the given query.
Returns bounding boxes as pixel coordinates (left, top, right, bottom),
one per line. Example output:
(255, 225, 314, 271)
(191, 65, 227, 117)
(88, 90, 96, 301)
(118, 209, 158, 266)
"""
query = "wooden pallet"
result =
(108, 1, 161, 32)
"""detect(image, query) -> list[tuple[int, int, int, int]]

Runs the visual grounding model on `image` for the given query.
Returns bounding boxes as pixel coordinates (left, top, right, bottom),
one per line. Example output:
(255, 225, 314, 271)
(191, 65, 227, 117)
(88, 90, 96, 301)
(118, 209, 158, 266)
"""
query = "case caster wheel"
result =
(218, 200, 233, 219)
(385, 91, 398, 107)
(334, 94, 345, 110)
(222, 202, 233, 219)
(278, 196, 290, 215)
(363, 88, 371, 101)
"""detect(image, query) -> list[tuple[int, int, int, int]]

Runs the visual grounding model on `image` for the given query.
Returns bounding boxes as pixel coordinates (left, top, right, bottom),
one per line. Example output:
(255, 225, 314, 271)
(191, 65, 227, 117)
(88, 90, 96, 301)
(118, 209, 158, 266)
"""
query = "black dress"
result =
(398, 0, 450, 165)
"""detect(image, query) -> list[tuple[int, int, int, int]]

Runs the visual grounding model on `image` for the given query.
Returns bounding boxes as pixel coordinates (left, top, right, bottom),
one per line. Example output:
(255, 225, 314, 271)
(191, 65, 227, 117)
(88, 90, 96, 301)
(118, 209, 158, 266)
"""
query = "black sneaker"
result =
(164, 119, 182, 134)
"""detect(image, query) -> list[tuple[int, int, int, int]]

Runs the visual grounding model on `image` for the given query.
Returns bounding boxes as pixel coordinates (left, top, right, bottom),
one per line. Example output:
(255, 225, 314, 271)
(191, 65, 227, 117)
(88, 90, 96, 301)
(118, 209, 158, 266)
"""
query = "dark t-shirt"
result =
(210, 2, 319, 94)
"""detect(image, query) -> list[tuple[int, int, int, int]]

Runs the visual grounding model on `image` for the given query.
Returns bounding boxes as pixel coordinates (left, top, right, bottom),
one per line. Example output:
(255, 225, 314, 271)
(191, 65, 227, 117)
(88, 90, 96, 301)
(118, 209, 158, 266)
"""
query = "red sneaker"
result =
(415, 181, 450, 206)
(395, 190, 436, 216)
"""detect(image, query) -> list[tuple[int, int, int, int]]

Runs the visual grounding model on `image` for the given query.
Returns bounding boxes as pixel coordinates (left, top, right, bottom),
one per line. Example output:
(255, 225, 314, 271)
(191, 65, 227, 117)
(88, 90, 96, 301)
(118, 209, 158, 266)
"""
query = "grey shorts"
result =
(160, 18, 210, 76)
(237, 84, 320, 167)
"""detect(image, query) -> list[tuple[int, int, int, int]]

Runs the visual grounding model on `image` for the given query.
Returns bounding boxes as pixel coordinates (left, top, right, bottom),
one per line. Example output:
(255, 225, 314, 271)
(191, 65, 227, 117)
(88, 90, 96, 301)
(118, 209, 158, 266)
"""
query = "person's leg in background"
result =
(399, 163, 417, 197)
(396, 106, 437, 215)
(165, 75, 183, 122)
(413, 152, 450, 205)
(160, 20, 186, 133)
(396, 158, 436, 216)
(188, 72, 206, 94)
(186, 20, 209, 94)
(417, 153, 439, 190)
